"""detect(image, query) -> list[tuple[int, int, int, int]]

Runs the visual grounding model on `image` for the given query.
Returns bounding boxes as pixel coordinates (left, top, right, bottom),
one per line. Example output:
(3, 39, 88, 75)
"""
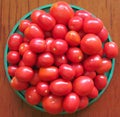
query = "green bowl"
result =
(4, 4, 115, 114)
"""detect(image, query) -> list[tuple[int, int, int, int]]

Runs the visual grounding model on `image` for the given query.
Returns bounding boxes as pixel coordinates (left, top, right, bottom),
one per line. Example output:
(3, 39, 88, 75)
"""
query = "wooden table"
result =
(0, 0, 120, 117)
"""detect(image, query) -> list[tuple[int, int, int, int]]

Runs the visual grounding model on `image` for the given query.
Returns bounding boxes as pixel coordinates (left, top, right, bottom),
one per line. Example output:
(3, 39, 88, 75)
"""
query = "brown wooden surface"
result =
(0, 0, 120, 117)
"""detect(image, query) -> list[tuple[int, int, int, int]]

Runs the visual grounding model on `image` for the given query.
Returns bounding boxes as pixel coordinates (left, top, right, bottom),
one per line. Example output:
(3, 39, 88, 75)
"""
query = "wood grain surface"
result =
(0, 0, 120, 117)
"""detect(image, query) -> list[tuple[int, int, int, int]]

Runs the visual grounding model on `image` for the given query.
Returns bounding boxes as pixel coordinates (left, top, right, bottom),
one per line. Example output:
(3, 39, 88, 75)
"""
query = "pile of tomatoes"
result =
(7, 1, 118, 114)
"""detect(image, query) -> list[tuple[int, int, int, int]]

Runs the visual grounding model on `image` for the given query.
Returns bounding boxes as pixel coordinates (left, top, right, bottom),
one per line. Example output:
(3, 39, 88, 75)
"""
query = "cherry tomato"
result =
(15, 66, 34, 82)
(66, 47, 84, 63)
(96, 58, 112, 74)
(45, 38, 54, 52)
(8, 33, 23, 51)
(18, 60, 25, 67)
(50, 1, 74, 25)
(39, 66, 58, 81)
(80, 34, 102, 55)
(50, 79, 72, 96)
(87, 86, 98, 98)
(10, 77, 29, 91)
(94, 75, 107, 90)
(83, 17, 103, 34)
(8, 66, 17, 77)
(42, 94, 63, 114)
(84, 71, 96, 79)
(63, 92, 80, 113)
(19, 42, 29, 55)
(36, 82, 49, 96)
(19, 20, 31, 32)
(65, 31, 81, 46)
(7, 51, 20, 65)
(83, 55, 102, 71)
(25, 87, 41, 105)
(59, 64, 75, 81)
(73, 76, 94, 96)
(50, 39, 68, 55)
(37, 52, 54, 67)
(52, 24, 68, 39)
(29, 38, 46, 53)
(104, 41, 118, 59)
(68, 16, 83, 31)
(23, 37, 30, 43)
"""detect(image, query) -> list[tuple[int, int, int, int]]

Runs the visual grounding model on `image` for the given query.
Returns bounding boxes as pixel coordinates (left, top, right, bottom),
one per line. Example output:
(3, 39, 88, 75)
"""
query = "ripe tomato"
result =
(15, 66, 34, 82)
(36, 82, 50, 96)
(19, 42, 29, 55)
(29, 38, 46, 53)
(84, 71, 96, 79)
(59, 64, 75, 80)
(19, 20, 31, 32)
(94, 75, 107, 90)
(83, 17, 103, 34)
(68, 16, 83, 31)
(8, 65, 17, 77)
(50, 39, 68, 55)
(8, 33, 23, 51)
(45, 38, 54, 52)
(10, 77, 29, 91)
(104, 41, 118, 59)
(37, 52, 54, 67)
(63, 92, 80, 113)
(7, 51, 20, 65)
(87, 86, 98, 98)
(50, 79, 72, 96)
(18, 60, 25, 67)
(42, 94, 63, 114)
(83, 55, 102, 71)
(39, 66, 58, 81)
(66, 47, 83, 63)
(73, 76, 94, 96)
(65, 31, 81, 46)
(52, 24, 68, 39)
(50, 1, 74, 25)
(96, 58, 112, 74)
(25, 87, 41, 105)
(80, 34, 102, 55)
(22, 50, 37, 67)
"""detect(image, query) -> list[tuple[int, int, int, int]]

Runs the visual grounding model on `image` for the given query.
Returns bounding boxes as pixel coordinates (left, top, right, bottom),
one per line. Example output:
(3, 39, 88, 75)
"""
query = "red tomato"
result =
(50, 79, 72, 96)
(52, 24, 68, 39)
(37, 52, 54, 67)
(7, 51, 20, 65)
(39, 66, 58, 81)
(24, 23, 44, 40)
(83, 17, 103, 34)
(23, 37, 30, 43)
(98, 27, 108, 42)
(73, 76, 94, 96)
(96, 58, 112, 74)
(94, 75, 107, 90)
(63, 92, 80, 113)
(8, 66, 17, 77)
(87, 86, 98, 98)
(80, 34, 102, 55)
(36, 82, 50, 96)
(59, 64, 75, 81)
(25, 87, 41, 105)
(18, 60, 25, 67)
(50, 1, 74, 25)
(19, 20, 31, 32)
(19, 42, 29, 55)
(10, 77, 29, 91)
(42, 95, 63, 114)
(83, 55, 102, 71)
(104, 41, 118, 59)
(38, 13, 56, 31)
(54, 55, 68, 66)
(84, 71, 96, 79)
(50, 39, 68, 55)
(45, 38, 54, 52)
(79, 96, 89, 110)
(65, 31, 81, 46)
(66, 47, 84, 63)
(8, 33, 23, 51)
(68, 16, 83, 31)
(29, 38, 46, 53)
(72, 64, 84, 77)
(15, 66, 34, 82)
(30, 10, 45, 24)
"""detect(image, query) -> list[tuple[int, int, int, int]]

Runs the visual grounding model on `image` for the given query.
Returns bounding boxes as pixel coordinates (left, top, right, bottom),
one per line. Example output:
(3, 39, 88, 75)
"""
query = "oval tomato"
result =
(84, 71, 96, 79)
(87, 86, 98, 98)
(8, 65, 17, 77)
(19, 42, 29, 55)
(45, 38, 54, 52)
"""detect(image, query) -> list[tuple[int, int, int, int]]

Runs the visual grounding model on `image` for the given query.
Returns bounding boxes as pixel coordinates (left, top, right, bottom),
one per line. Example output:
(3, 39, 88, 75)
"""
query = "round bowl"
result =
(4, 4, 115, 114)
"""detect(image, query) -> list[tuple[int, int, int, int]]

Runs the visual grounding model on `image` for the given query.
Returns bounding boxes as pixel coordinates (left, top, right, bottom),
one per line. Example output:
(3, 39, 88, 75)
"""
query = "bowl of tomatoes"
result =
(4, 1, 118, 114)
